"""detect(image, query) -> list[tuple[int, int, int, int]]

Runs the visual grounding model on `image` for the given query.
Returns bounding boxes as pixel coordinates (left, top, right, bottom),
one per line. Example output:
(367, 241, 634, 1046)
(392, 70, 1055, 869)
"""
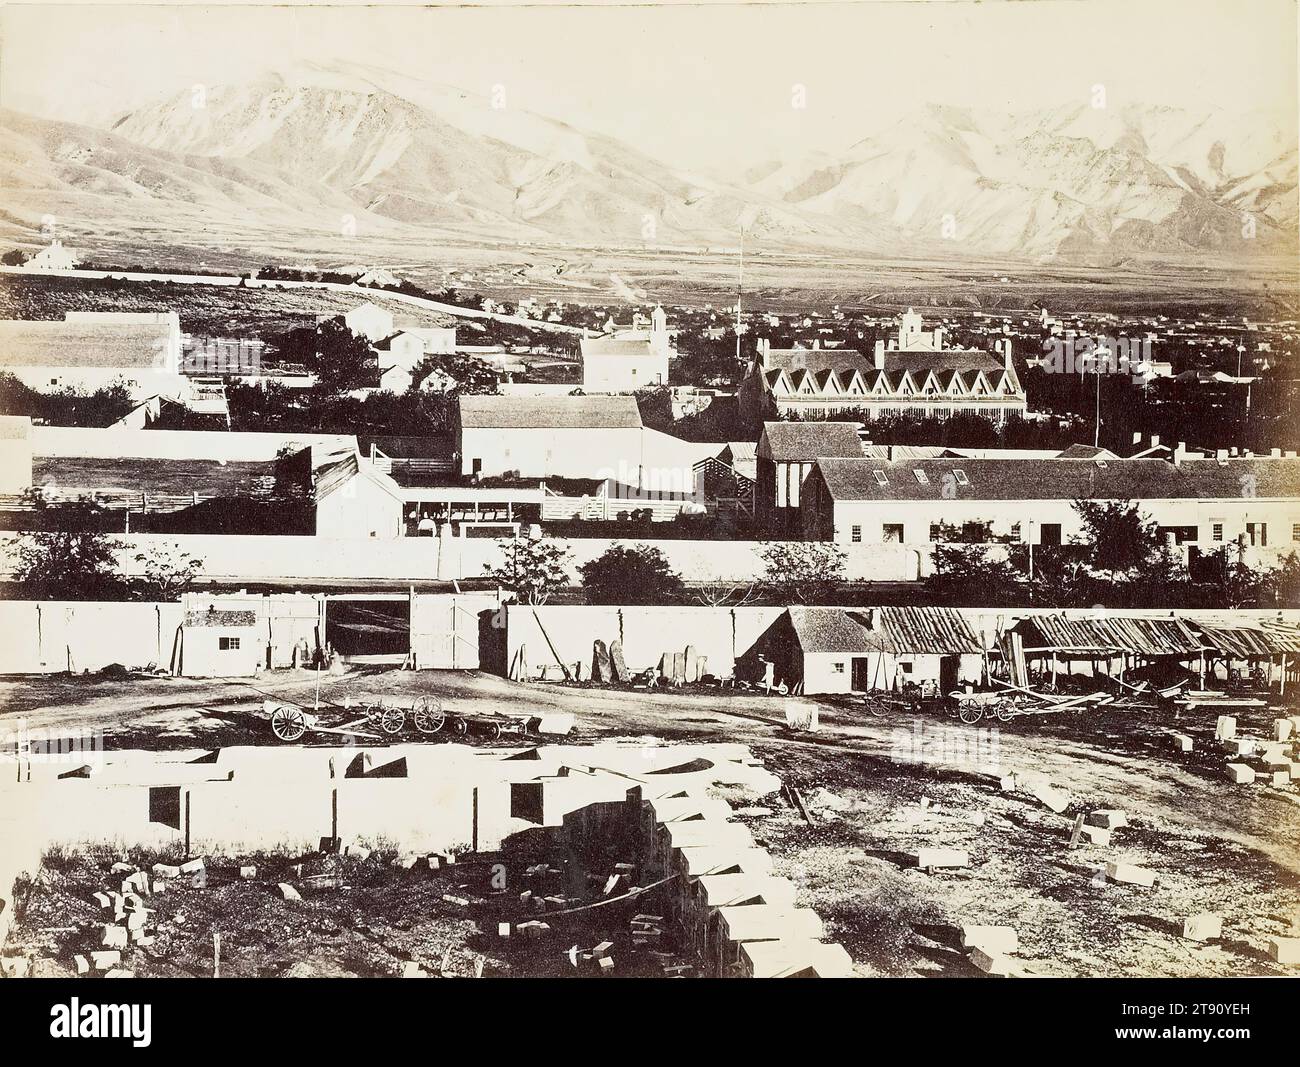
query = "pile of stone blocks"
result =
(1215, 715, 1300, 791)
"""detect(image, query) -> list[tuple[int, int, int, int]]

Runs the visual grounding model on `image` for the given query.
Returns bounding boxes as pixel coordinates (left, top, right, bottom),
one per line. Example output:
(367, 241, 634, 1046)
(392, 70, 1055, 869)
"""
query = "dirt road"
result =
(3, 667, 1298, 976)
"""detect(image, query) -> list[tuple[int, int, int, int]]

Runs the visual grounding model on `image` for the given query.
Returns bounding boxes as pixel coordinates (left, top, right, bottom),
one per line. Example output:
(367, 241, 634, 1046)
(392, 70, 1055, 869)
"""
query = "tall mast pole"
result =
(735, 226, 744, 364)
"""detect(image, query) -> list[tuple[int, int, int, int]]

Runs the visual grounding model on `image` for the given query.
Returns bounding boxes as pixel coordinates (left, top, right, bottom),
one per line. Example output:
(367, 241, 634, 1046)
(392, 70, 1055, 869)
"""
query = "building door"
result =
(1040, 523, 1062, 546)
(851, 656, 872, 692)
(939, 655, 959, 693)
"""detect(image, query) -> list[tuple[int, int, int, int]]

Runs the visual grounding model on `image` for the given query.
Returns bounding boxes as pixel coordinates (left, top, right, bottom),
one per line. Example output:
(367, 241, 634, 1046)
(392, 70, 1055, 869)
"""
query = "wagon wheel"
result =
(994, 701, 1017, 722)
(412, 696, 446, 735)
(270, 705, 308, 742)
(956, 700, 984, 725)
(450, 717, 468, 736)
(376, 701, 406, 735)
(487, 721, 504, 740)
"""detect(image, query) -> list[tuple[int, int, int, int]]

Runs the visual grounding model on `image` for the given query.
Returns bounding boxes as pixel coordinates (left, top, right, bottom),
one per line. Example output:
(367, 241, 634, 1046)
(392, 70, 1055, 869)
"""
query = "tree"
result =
(131, 546, 204, 601)
(10, 506, 124, 599)
(757, 541, 845, 604)
(1071, 499, 1159, 579)
(410, 353, 500, 395)
(2, 249, 28, 266)
(926, 544, 1026, 606)
(579, 544, 685, 604)
(485, 536, 571, 605)
(692, 579, 760, 607)
(309, 317, 377, 392)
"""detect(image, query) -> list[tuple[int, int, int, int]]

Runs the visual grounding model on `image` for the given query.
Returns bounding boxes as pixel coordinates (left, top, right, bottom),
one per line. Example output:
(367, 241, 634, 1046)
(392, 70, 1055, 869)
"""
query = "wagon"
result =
(264, 694, 537, 743)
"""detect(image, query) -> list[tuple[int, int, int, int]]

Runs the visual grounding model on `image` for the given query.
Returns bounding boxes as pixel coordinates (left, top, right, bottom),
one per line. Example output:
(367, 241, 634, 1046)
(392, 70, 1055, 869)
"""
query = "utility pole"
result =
(735, 226, 745, 365)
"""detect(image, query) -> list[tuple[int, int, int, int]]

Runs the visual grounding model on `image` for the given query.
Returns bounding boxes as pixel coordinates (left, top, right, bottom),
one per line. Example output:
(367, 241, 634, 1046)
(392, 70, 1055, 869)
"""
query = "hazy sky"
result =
(2, 0, 1296, 168)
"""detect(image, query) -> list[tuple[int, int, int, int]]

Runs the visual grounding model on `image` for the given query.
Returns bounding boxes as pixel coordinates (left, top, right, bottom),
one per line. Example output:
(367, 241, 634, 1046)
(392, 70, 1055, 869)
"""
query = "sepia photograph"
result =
(0, 0, 1296, 1040)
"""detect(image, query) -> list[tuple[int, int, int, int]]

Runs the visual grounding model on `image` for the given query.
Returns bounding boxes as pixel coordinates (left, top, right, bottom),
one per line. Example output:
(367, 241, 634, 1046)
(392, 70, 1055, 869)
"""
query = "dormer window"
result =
(913, 470, 929, 485)
(953, 469, 969, 486)
(873, 470, 889, 486)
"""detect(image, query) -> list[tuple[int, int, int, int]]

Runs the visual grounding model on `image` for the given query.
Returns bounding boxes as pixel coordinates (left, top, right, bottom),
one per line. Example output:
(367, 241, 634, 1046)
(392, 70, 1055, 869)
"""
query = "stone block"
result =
(1182, 913, 1222, 942)
(1171, 733, 1194, 752)
(101, 925, 129, 948)
(1087, 809, 1128, 830)
(89, 950, 121, 970)
(179, 858, 205, 875)
(1215, 715, 1236, 740)
(915, 848, 970, 871)
(969, 947, 1019, 976)
(1226, 763, 1255, 784)
(1080, 825, 1111, 846)
(1270, 938, 1300, 965)
(277, 883, 302, 902)
(1274, 719, 1294, 742)
(960, 926, 1019, 954)
(1106, 861, 1156, 888)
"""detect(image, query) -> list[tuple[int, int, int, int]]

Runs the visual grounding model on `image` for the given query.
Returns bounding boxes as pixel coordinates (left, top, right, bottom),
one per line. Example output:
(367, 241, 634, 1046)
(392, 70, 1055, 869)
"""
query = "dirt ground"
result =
(3, 665, 1299, 977)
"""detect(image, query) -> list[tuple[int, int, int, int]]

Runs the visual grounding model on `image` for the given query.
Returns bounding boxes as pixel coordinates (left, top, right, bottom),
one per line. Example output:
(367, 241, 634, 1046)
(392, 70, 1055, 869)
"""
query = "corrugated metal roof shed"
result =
(860, 606, 984, 655)
(1018, 615, 1203, 656)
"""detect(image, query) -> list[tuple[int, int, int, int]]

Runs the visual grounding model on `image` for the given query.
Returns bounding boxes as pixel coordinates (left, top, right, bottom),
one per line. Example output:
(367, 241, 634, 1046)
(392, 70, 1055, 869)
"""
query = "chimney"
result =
(758, 337, 771, 369)
(1132, 431, 1142, 446)
(812, 338, 820, 350)
(873, 339, 885, 371)
(933, 327, 945, 350)
(1174, 441, 1186, 466)
(1271, 448, 1282, 458)
(1149, 434, 1160, 450)
(1002, 338, 1013, 374)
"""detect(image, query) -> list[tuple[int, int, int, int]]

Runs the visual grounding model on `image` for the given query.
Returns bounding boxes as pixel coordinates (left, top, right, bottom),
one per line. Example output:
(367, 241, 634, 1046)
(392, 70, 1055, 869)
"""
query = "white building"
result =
(375, 327, 461, 392)
(25, 240, 79, 271)
(0, 311, 185, 401)
(457, 395, 648, 480)
(801, 453, 1300, 560)
(740, 309, 1026, 424)
(580, 305, 672, 392)
(342, 301, 395, 342)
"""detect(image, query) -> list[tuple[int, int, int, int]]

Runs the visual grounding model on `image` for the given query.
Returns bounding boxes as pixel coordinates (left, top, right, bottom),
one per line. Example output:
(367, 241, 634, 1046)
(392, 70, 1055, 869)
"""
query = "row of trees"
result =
(484, 538, 847, 606)
(926, 499, 1300, 608)
(8, 524, 205, 601)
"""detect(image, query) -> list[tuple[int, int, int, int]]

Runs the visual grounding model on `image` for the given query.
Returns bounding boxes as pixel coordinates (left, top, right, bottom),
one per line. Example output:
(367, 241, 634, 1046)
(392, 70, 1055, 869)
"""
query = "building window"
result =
(833, 662, 845, 674)
(1292, 524, 1300, 542)
(851, 525, 862, 543)
(913, 469, 929, 485)
(952, 469, 969, 486)
(1211, 522, 1224, 542)
(1010, 522, 1022, 540)
(1246, 522, 1267, 547)
(219, 637, 241, 651)
(929, 523, 943, 542)
(872, 470, 888, 486)
(883, 523, 904, 543)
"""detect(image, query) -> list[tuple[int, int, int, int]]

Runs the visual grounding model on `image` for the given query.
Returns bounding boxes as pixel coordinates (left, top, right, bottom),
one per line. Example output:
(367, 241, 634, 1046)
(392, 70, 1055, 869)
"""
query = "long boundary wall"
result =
(507, 604, 1300, 681)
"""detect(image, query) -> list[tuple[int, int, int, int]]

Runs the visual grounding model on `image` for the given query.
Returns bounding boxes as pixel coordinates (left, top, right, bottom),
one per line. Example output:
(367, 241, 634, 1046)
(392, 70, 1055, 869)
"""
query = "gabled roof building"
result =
(739, 309, 1026, 426)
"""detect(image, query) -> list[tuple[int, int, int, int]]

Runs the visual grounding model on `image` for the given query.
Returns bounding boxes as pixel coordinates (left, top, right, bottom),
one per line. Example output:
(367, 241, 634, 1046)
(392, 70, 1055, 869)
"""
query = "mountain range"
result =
(2, 61, 1295, 264)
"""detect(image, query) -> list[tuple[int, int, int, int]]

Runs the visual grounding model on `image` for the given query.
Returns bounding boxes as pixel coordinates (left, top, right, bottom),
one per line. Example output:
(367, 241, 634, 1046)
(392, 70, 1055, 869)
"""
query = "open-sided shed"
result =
(1006, 614, 1203, 687)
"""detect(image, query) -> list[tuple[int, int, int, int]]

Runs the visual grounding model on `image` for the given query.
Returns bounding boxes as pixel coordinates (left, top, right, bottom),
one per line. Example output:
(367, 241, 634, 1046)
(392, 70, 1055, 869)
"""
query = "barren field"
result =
(0, 274, 459, 338)
(3, 666, 1298, 977)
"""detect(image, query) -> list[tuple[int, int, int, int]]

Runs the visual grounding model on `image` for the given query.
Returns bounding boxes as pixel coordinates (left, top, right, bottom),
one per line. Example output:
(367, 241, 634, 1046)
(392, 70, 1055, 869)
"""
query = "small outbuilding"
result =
(180, 608, 261, 677)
